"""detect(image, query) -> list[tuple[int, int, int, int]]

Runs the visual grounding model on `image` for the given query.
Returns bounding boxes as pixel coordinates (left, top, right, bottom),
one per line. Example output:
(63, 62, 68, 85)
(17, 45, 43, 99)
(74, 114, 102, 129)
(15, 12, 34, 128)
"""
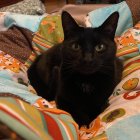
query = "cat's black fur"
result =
(28, 11, 123, 126)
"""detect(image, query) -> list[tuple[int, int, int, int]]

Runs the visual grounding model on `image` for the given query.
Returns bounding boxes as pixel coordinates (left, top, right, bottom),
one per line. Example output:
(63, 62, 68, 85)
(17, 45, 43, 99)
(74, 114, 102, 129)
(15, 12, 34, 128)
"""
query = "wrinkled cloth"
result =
(0, 14, 79, 139)
(0, 97, 78, 140)
(26, 14, 64, 67)
(0, 50, 79, 139)
(4, 12, 46, 32)
(0, 25, 33, 63)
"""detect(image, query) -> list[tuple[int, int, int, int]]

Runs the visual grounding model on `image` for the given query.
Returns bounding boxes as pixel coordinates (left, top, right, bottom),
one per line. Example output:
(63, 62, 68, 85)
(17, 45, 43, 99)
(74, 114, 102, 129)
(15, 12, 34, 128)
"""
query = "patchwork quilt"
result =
(0, 11, 140, 140)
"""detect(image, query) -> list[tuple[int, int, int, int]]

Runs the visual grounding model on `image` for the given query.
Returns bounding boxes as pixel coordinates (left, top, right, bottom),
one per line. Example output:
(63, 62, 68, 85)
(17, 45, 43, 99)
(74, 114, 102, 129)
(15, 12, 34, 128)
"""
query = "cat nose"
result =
(84, 53, 92, 62)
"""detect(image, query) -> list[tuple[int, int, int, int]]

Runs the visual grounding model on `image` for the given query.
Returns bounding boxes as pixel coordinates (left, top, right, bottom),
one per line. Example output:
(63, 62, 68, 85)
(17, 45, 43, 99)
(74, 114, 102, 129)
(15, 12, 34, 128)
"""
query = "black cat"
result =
(28, 11, 123, 126)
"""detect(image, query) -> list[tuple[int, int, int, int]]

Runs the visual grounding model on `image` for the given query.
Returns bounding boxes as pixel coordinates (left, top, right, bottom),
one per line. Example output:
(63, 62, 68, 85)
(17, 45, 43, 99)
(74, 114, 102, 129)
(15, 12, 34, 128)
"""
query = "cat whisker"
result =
(100, 65, 112, 69)
(99, 65, 114, 75)
(63, 61, 73, 65)
(63, 59, 73, 64)
(100, 64, 112, 67)
(61, 67, 73, 71)
(61, 65, 74, 75)
(99, 70, 113, 76)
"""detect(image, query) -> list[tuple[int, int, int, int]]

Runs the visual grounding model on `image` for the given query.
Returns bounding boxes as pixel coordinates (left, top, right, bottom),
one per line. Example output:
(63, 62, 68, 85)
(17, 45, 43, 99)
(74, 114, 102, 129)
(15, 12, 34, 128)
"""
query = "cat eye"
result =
(71, 44, 80, 51)
(95, 44, 106, 52)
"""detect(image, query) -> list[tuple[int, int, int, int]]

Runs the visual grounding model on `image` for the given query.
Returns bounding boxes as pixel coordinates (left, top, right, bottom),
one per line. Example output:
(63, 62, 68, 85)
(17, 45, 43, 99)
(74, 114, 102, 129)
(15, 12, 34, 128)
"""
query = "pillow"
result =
(87, 1, 133, 36)
(0, 0, 46, 15)
(116, 22, 140, 61)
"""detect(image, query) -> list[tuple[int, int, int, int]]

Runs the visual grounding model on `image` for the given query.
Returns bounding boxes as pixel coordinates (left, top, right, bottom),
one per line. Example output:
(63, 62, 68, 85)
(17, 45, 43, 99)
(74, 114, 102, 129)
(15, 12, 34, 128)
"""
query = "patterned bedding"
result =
(0, 11, 140, 140)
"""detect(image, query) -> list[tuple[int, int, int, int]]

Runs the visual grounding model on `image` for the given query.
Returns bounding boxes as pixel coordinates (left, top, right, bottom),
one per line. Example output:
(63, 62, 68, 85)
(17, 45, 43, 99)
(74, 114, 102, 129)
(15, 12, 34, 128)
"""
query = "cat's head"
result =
(61, 11, 119, 75)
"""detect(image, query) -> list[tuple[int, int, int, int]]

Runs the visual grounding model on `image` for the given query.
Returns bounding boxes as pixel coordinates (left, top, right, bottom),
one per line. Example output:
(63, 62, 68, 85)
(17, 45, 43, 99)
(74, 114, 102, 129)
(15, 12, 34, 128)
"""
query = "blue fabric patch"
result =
(106, 114, 140, 140)
(0, 70, 41, 104)
(4, 13, 45, 32)
(88, 1, 133, 36)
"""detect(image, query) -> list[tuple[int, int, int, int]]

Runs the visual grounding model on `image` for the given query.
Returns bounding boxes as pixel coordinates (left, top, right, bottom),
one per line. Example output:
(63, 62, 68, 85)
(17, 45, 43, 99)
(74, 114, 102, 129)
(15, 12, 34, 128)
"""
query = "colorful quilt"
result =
(0, 13, 79, 139)
(0, 43, 79, 139)
(79, 22, 140, 140)
(0, 11, 140, 140)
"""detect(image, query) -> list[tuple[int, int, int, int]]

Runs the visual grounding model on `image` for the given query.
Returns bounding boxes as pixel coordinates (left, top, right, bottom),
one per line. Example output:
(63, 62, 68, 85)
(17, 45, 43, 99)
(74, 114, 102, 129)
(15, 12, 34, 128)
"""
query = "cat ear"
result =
(100, 12, 119, 39)
(61, 11, 79, 39)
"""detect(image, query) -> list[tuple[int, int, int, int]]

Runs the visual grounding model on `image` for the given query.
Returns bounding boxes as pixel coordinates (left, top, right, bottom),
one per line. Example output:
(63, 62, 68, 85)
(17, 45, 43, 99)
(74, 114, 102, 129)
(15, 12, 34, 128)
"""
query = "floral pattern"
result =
(79, 22, 140, 139)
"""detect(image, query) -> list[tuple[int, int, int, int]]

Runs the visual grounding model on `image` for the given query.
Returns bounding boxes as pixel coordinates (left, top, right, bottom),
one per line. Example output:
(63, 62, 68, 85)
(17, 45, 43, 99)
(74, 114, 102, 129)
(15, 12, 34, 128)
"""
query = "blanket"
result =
(0, 13, 78, 139)
(0, 11, 140, 140)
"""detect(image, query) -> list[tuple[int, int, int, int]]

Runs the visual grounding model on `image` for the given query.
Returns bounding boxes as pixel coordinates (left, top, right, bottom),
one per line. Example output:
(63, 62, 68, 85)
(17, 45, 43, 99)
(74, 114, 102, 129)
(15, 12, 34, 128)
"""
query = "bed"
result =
(0, 0, 140, 139)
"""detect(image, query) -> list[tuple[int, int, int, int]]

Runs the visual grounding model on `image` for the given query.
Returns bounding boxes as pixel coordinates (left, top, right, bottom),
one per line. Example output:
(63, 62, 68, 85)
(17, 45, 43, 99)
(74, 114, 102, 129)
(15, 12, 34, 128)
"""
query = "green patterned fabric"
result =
(26, 14, 64, 67)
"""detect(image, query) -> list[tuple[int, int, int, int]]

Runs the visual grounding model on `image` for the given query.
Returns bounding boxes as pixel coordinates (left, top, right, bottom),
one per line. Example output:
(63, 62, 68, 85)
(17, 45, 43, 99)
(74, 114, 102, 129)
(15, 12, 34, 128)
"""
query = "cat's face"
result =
(61, 11, 119, 75)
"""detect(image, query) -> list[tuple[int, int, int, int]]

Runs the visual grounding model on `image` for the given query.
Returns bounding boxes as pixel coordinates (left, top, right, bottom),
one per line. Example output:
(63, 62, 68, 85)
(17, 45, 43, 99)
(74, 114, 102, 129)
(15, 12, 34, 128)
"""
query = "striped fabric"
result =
(116, 22, 140, 61)
(115, 22, 140, 78)
(25, 14, 64, 68)
(0, 97, 79, 140)
(123, 55, 140, 78)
